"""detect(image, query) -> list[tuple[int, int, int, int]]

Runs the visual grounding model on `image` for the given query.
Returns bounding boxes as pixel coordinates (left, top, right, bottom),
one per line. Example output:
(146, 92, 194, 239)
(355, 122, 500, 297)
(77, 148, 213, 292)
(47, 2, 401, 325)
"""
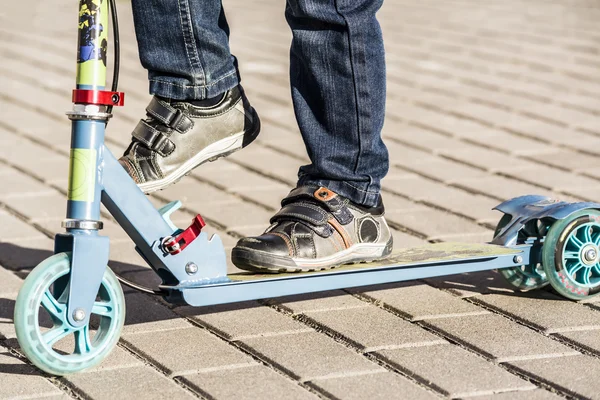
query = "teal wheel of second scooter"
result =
(494, 214, 548, 291)
(543, 209, 600, 301)
(14, 253, 125, 375)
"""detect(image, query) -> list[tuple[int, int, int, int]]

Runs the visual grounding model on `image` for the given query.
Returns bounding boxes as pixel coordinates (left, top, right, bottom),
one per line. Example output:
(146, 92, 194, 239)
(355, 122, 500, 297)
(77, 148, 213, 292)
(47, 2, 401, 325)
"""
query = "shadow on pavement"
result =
(0, 298, 46, 376)
(0, 242, 53, 274)
(0, 356, 46, 376)
(0, 298, 15, 323)
(0, 243, 567, 378)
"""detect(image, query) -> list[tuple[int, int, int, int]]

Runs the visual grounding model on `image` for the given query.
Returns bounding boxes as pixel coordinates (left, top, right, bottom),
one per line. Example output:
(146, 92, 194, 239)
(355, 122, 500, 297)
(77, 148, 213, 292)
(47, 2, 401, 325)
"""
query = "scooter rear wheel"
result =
(542, 209, 600, 301)
(14, 253, 125, 375)
(495, 214, 549, 291)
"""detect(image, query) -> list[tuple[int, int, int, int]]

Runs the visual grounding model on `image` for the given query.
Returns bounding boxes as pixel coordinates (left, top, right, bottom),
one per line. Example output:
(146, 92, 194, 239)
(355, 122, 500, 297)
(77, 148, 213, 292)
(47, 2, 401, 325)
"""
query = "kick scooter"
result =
(13, 0, 600, 375)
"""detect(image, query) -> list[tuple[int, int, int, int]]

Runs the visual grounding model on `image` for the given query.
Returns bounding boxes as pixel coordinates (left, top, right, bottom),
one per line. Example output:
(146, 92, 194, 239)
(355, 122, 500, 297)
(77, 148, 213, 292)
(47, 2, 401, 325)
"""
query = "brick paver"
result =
(178, 302, 312, 340)
(308, 371, 439, 400)
(472, 291, 600, 333)
(66, 366, 197, 399)
(422, 313, 579, 362)
(376, 344, 535, 397)
(179, 365, 319, 400)
(507, 355, 600, 399)
(555, 329, 600, 356)
(122, 327, 256, 377)
(301, 305, 445, 352)
(353, 282, 490, 321)
(0, 351, 63, 399)
(3, 0, 600, 398)
(240, 331, 383, 382)
(473, 389, 563, 400)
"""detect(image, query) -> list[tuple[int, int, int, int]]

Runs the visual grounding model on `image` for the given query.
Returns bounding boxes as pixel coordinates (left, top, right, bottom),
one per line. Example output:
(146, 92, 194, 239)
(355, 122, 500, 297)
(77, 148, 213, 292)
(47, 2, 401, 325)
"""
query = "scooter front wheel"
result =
(14, 253, 125, 375)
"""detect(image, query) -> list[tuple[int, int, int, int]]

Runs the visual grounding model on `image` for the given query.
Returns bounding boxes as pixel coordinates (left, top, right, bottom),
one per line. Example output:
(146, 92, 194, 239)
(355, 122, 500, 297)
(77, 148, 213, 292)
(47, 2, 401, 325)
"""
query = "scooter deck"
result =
(170, 242, 528, 307)
(229, 242, 519, 281)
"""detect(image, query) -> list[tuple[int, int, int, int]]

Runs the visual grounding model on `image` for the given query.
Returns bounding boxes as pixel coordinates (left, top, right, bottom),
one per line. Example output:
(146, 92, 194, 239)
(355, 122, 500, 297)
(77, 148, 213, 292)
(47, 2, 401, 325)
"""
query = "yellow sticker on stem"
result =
(68, 149, 97, 202)
(76, 0, 108, 86)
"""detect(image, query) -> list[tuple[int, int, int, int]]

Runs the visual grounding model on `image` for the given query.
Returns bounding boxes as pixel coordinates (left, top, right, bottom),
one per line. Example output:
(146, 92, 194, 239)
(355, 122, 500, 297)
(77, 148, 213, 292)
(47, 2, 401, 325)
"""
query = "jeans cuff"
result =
(297, 177, 381, 207)
(148, 69, 239, 100)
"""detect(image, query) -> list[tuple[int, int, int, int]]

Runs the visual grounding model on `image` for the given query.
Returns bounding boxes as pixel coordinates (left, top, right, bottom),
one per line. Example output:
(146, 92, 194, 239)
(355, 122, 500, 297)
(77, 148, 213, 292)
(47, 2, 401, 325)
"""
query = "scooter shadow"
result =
(0, 242, 565, 377)
(0, 243, 561, 356)
(0, 298, 44, 376)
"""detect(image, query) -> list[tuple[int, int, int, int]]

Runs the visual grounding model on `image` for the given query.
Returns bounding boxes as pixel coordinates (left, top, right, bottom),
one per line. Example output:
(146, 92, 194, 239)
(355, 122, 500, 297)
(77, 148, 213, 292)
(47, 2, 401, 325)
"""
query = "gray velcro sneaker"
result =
(232, 186, 393, 273)
(119, 85, 260, 193)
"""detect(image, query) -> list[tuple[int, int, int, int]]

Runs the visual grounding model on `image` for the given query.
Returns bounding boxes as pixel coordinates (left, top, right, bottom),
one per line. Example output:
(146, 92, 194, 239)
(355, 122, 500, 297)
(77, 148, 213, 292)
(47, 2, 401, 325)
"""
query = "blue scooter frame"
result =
(61, 127, 536, 321)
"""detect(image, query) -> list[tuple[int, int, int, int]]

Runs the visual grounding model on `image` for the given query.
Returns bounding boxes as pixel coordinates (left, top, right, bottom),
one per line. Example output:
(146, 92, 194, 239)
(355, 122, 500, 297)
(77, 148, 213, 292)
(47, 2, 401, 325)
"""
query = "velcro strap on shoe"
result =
(132, 120, 176, 156)
(146, 97, 194, 133)
(281, 186, 353, 225)
(271, 202, 328, 226)
(270, 202, 336, 238)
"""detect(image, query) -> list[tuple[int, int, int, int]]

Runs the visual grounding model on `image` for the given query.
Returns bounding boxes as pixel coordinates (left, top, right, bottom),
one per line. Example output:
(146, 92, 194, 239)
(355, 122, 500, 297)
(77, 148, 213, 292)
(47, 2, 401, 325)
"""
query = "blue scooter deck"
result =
(228, 242, 520, 281)
(171, 242, 526, 307)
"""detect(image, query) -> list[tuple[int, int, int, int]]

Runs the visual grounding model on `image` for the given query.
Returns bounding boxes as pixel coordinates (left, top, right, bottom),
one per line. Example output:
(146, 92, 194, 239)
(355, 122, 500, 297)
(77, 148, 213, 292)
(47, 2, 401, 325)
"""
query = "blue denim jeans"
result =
(131, 0, 389, 207)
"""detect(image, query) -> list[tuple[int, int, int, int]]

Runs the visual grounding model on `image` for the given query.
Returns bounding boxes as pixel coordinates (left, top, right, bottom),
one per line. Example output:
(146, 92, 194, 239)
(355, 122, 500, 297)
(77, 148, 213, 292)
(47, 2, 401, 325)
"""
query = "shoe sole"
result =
(138, 111, 260, 194)
(232, 239, 394, 273)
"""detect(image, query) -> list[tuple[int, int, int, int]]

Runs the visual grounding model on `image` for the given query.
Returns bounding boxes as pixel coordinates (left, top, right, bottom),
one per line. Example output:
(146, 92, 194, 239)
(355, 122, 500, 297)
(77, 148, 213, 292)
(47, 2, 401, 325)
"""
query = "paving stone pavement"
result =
(2, 0, 600, 399)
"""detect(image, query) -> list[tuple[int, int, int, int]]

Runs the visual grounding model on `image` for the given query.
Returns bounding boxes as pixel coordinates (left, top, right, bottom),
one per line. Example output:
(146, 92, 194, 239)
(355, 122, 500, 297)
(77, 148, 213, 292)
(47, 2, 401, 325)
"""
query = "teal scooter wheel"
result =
(542, 209, 600, 301)
(495, 214, 549, 291)
(14, 253, 125, 375)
